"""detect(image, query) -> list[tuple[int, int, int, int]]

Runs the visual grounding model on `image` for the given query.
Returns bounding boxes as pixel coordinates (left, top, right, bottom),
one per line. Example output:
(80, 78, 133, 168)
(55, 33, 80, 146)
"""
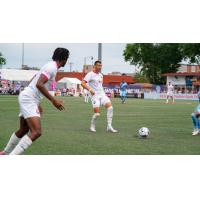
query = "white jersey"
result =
(167, 84, 174, 96)
(24, 61, 58, 102)
(167, 84, 174, 93)
(83, 71, 105, 95)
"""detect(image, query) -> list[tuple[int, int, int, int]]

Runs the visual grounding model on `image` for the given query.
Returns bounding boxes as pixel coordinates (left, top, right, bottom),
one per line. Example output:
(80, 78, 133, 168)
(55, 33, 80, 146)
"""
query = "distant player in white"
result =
(83, 88, 90, 103)
(166, 82, 175, 104)
(81, 61, 117, 133)
(0, 48, 69, 155)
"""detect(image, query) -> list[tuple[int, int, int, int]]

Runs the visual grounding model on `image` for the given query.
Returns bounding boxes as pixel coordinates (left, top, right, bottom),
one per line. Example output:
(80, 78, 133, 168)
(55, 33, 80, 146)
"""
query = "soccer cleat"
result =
(192, 129, 199, 136)
(90, 125, 96, 132)
(107, 126, 118, 133)
(0, 151, 7, 155)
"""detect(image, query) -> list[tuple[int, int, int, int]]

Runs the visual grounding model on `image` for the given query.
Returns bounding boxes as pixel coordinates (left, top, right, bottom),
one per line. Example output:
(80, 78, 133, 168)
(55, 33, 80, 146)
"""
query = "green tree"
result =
(0, 52, 6, 68)
(134, 72, 149, 83)
(123, 43, 183, 84)
(180, 43, 200, 63)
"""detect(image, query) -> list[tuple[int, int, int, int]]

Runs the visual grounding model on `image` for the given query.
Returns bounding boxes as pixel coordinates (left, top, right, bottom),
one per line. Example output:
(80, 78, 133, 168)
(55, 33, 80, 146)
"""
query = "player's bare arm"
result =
(38, 104, 43, 115)
(36, 74, 65, 111)
(81, 80, 95, 95)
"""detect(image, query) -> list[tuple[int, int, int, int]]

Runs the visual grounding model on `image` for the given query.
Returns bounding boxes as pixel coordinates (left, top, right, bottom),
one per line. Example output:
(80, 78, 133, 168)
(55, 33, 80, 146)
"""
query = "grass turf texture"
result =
(0, 95, 200, 155)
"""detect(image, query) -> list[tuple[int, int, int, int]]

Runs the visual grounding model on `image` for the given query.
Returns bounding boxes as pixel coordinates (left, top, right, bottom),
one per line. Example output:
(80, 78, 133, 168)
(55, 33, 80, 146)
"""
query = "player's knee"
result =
(36, 128, 42, 137)
(32, 128, 42, 139)
(16, 126, 30, 138)
(94, 113, 100, 118)
(107, 106, 113, 112)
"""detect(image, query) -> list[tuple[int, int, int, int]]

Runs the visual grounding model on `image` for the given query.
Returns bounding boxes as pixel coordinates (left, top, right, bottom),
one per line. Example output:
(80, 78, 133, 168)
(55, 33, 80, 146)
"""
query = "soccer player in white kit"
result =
(166, 82, 175, 104)
(0, 48, 69, 155)
(83, 88, 90, 103)
(81, 61, 117, 133)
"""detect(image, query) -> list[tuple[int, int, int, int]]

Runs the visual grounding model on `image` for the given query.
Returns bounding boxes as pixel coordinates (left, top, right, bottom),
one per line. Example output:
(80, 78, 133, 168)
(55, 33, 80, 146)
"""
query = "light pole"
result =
(22, 43, 24, 68)
(98, 43, 102, 61)
(69, 62, 73, 72)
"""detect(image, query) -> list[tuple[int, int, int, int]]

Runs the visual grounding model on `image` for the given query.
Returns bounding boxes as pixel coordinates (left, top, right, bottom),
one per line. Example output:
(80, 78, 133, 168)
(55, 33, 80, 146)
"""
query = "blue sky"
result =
(0, 43, 135, 74)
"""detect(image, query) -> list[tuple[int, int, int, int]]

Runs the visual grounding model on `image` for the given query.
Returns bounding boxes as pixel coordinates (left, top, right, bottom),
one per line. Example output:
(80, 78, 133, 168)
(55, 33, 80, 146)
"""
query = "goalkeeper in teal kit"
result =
(120, 79, 128, 104)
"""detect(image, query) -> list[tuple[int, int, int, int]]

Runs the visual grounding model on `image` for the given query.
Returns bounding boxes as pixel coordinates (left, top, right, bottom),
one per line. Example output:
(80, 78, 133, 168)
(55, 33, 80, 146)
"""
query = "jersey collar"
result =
(93, 69, 99, 74)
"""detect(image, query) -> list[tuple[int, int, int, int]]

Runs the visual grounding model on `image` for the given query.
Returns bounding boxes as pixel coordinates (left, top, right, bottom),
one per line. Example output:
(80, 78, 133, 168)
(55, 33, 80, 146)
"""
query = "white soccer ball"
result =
(138, 127, 150, 138)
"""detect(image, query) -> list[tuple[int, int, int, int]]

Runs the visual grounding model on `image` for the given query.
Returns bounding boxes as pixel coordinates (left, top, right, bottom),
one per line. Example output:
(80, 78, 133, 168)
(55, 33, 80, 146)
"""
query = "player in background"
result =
(0, 48, 69, 155)
(197, 87, 200, 103)
(191, 104, 200, 136)
(120, 79, 128, 104)
(166, 82, 175, 104)
(83, 88, 90, 103)
(81, 61, 118, 133)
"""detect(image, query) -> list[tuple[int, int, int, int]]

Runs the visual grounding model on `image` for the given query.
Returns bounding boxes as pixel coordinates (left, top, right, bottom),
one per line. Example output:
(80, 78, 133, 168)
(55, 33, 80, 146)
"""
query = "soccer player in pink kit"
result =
(0, 48, 69, 155)
(81, 60, 118, 133)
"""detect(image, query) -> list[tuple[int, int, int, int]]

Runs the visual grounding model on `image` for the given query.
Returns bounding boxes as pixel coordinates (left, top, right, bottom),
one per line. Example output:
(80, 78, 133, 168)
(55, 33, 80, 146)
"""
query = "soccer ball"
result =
(138, 127, 150, 138)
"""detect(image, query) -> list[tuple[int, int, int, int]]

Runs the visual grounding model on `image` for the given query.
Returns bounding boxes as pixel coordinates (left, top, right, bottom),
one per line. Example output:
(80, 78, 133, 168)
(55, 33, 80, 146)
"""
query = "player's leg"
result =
(86, 94, 89, 103)
(191, 113, 199, 135)
(171, 95, 175, 103)
(90, 96, 101, 132)
(197, 118, 200, 131)
(10, 117, 41, 155)
(104, 99, 118, 133)
(90, 107, 100, 132)
(122, 92, 126, 103)
(0, 117, 29, 155)
(84, 93, 87, 102)
(121, 95, 124, 103)
(166, 95, 169, 103)
(124, 91, 127, 103)
(120, 91, 123, 103)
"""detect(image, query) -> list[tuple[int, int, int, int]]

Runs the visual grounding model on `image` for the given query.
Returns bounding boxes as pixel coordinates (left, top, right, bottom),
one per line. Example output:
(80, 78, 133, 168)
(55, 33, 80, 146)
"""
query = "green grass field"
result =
(0, 95, 200, 155)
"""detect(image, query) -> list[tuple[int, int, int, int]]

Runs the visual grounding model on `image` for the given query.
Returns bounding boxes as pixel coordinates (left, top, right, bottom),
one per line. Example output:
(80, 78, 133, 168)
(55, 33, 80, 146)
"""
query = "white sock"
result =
(3, 133, 21, 154)
(107, 106, 113, 127)
(91, 113, 100, 127)
(10, 135, 32, 155)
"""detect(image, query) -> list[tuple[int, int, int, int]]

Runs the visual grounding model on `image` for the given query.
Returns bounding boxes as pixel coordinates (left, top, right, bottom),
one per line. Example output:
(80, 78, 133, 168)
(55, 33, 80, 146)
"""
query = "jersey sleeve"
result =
(196, 105, 200, 113)
(83, 72, 92, 83)
(41, 65, 57, 80)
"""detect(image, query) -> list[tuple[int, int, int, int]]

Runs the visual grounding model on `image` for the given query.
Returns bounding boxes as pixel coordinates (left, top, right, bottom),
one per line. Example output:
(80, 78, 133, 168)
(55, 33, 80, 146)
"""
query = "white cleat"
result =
(90, 125, 96, 133)
(192, 129, 199, 136)
(107, 126, 118, 133)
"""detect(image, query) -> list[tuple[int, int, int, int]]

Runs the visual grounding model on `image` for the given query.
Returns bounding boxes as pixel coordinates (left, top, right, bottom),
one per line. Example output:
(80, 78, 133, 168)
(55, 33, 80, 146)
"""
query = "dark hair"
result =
(52, 48, 70, 61)
(94, 60, 102, 65)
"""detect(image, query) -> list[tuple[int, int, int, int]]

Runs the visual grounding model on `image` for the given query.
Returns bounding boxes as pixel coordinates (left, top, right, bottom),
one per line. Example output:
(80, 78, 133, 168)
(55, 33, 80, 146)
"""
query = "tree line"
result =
(123, 43, 200, 84)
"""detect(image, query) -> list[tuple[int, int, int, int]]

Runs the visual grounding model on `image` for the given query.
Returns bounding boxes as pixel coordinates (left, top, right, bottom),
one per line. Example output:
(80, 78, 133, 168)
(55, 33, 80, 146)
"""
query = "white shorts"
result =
(91, 94, 111, 108)
(18, 90, 40, 119)
(167, 92, 174, 97)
